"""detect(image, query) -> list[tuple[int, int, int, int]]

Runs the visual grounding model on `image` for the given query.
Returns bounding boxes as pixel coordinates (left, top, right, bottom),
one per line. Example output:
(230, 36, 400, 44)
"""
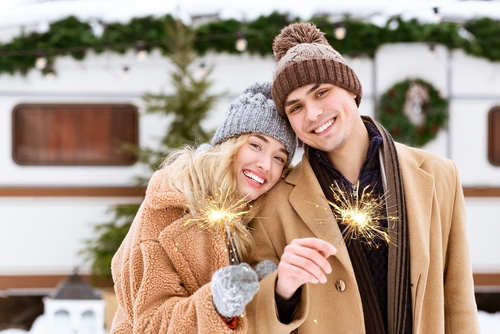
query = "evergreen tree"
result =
(80, 18, 218, 285)
(141, 18, 216, 169)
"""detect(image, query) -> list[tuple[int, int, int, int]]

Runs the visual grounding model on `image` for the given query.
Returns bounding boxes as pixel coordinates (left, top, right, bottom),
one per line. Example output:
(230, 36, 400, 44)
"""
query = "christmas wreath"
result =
(377, 78, 448, 147)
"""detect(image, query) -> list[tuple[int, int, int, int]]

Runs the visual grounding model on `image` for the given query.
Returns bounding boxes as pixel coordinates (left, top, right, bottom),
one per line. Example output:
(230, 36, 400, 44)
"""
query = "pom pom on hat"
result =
(212, 81, 297, 161)
(243, 80, 273, 97)
(272, 22, 329, 61)
(271, 22, 363, 116)
(194, 142, 213, 156)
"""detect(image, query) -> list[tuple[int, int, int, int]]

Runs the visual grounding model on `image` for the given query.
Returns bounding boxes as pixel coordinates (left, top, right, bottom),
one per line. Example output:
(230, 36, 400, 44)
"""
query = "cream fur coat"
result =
(110, 167, 247, 333)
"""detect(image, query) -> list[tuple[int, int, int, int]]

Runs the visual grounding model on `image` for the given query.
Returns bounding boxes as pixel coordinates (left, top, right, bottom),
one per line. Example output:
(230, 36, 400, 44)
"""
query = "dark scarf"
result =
(307, 116, 412, 334)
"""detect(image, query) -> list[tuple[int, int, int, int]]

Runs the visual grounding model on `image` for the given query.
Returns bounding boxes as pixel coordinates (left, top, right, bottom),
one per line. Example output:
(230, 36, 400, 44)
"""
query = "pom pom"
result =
(243, 81, 272, 100)
(272, 22, 329, 61)
(194, 142, 213, 156)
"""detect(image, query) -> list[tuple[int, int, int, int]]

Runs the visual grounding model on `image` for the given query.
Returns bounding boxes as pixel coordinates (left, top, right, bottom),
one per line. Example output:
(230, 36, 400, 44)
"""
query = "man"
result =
(246, 22, 479, 334)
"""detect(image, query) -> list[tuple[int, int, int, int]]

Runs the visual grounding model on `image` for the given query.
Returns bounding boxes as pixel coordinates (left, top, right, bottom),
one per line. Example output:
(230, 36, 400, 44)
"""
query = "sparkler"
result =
(328, 181, 392, 248)
(185, 188, 251, 265)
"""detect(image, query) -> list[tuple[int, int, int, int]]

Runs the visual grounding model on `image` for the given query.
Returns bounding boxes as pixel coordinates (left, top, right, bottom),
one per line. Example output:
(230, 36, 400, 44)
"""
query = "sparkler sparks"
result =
(185, 188, 251, 264)
(328, 181, 393, 248)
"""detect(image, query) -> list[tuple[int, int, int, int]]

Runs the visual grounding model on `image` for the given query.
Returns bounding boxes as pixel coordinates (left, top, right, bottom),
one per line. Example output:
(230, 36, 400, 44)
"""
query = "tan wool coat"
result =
(246, 143, 480, 334)
(110, 167, 247, 333)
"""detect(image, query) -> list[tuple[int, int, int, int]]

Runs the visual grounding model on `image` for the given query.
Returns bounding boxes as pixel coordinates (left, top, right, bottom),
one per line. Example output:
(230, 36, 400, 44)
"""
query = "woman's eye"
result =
(250, 142, 261, 150)
(274, 156, 286, 164)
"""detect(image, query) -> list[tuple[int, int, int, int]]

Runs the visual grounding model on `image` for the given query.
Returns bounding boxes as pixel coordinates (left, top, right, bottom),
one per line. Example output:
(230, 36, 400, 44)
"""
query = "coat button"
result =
(335, 280, 346, 292)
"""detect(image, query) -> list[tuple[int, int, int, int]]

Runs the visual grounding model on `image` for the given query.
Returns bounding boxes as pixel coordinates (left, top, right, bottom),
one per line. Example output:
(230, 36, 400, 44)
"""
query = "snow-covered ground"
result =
(0, 310, 498, 334)
(478, 310, 500, 333)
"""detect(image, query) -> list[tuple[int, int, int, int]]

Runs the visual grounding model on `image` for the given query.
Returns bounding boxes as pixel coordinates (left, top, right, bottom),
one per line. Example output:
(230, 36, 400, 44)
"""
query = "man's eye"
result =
(317, 89, 328, 98)
(288, 105, 301, 114)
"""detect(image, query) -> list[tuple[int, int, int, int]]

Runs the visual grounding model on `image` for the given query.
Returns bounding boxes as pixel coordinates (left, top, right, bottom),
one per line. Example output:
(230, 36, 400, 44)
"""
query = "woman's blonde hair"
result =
(162, 134, 271, 262)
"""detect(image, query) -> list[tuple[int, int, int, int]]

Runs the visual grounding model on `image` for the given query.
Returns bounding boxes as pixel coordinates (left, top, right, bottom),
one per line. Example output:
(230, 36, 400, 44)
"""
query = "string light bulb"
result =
(135, 41, 147, 61)
(428, 42, 436, 57)
(35, 51, 47, 70)
(42, 65, 55, 79)
(433, 7, 441, 24)
(89, 18, 104, 38)
(388, 19, 399, 31)
(235, 33, 247, 52)
(334, 24, 346, 40)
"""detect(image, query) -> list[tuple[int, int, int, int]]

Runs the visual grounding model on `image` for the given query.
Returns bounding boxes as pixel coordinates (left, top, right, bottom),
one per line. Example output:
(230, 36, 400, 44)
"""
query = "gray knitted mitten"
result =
(211, 263, 259, 317)
(254, 259, 278, 281)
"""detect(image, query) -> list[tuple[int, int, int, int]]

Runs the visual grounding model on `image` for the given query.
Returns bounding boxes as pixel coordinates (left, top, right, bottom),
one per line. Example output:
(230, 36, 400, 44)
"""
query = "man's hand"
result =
(276, 238, 336, 299)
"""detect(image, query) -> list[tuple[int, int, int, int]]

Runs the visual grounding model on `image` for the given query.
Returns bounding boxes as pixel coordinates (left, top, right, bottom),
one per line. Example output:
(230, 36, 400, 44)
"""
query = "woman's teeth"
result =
(244, 171, 264, 184)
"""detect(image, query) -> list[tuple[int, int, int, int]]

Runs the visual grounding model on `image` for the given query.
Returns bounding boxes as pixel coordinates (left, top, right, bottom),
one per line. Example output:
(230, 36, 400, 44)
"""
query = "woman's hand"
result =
(211, 263, 260, 317)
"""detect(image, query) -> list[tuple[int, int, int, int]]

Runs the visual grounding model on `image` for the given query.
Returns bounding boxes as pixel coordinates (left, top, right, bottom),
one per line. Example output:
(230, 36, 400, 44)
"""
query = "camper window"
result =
(488, 107, 500, 166)
(12, 104, 139, 166)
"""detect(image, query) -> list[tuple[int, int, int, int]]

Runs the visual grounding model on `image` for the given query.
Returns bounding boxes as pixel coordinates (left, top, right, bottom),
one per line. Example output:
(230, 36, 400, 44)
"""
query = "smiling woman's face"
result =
(232, 134, 288, 200)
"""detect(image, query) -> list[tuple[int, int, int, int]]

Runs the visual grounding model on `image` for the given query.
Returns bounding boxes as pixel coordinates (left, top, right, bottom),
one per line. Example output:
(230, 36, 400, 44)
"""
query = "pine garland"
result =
(1, 14, 500, 76)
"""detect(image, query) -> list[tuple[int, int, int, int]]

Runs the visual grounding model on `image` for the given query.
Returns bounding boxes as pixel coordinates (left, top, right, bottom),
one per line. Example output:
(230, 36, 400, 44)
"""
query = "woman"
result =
(109, 82, 297, 333)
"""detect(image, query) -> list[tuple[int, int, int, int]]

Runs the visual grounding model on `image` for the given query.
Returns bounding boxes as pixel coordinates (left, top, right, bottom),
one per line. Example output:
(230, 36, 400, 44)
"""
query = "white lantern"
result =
(42, 272, 105, 334)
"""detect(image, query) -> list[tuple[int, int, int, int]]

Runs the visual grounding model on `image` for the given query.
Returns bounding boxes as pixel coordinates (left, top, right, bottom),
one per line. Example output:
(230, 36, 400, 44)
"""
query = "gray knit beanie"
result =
(212, 81, 297, 160)
(271, 22, 362, 116)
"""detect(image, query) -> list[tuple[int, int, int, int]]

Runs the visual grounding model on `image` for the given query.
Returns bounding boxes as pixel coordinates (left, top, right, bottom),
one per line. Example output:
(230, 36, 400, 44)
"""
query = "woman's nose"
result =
(256, 155, 272, 171)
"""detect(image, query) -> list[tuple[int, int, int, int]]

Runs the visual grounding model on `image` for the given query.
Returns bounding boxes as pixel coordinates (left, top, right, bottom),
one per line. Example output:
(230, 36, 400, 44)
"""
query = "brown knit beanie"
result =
(271, 22, 362, 116)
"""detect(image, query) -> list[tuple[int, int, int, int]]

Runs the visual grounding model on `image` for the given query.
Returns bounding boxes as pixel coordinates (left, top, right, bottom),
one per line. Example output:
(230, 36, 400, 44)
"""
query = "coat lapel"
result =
(287, 156, 353, 271)
(396, 144, 432, 300)
(287, 146, 434, 289)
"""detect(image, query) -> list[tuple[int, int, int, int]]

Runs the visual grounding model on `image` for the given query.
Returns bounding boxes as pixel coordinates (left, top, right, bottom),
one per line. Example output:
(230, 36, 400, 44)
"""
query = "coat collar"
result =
(146, 167, 186, 210)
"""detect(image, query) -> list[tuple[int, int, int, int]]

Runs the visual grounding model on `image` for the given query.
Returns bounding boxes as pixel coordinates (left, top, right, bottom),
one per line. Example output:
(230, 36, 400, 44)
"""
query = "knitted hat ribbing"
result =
(271, 22, 362, 116)
(212, 81, 297, 160)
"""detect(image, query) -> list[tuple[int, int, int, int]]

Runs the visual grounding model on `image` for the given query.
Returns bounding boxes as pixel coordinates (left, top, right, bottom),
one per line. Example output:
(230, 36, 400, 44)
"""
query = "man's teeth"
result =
(244, 171, 264, 184)
(314, 119, 334, 133)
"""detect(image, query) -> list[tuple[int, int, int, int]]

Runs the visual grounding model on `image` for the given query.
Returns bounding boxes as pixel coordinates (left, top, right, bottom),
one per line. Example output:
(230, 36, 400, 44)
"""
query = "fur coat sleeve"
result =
(109, 168, 247, 333)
